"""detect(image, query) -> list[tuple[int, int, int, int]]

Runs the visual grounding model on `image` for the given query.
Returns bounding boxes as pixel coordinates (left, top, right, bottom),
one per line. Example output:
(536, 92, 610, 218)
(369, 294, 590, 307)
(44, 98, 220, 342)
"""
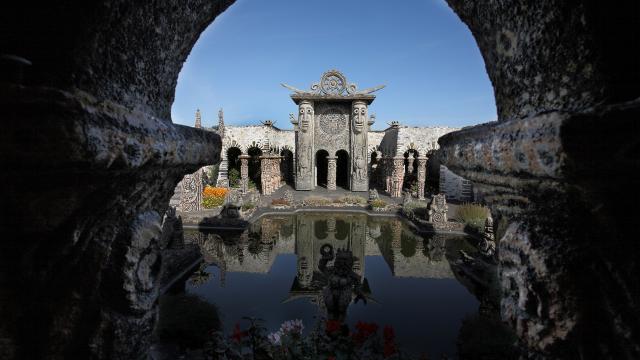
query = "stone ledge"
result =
(0, 84, 221, 172)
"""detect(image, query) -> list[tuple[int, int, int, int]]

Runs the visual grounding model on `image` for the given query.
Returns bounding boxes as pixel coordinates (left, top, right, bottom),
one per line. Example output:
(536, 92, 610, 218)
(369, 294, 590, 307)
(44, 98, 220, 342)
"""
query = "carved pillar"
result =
(239, 155, 250, 194)
(416, 156, 428, 200)
(179, 169, 203, 212)
(327, 156, 337, 190)
(293, 100, 314, 190)
(260, 155, 282, 196)
(350, 101, 369, 191)
(390, 219, 402, 249)
(390, 156, 405, 198)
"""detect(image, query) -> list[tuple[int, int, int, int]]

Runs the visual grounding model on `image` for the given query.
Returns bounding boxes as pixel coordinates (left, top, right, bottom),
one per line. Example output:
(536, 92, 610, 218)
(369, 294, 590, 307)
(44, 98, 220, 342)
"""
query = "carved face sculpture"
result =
(352, 102, 367, 133)
(299, 101, 313, 133)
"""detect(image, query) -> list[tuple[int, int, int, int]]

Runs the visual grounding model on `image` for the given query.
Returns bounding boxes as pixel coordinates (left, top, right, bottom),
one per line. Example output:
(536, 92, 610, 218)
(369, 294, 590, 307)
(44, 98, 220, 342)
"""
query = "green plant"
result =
(455, 203, 488, 233)
(228, 168, 240, 188)
(202, 194, 225, 208)
(206, 164, 220, 186)
(155, 294, 220, 349)
(248, 179, 257, 190)
(370, 199, 387, 209)
(242, 202, 255, 211)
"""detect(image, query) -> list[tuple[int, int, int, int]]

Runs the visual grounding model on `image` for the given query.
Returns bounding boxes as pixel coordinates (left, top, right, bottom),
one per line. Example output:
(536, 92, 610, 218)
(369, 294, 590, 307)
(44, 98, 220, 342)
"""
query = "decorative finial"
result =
(217, 107, 225, 136)
(195, 109, 202, 129)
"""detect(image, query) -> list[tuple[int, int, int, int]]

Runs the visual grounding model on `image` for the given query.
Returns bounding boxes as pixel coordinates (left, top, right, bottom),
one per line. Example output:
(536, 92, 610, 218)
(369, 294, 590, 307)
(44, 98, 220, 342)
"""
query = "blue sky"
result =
(171, 0, 496, 130)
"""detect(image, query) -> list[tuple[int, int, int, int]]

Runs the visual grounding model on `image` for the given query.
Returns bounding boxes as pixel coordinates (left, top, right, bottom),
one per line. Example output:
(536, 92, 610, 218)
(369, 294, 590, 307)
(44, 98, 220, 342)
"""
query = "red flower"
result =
(325, 320, 341, 334)
(352, 321, 379, 345)
(383, 325, 397, 358)
(231, 323, 248, 343)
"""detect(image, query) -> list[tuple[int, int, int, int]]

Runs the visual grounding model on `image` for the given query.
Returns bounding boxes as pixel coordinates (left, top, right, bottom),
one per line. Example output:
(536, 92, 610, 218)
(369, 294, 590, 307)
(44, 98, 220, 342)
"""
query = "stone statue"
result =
(479, 214, 496, 258)
(298, 100, 313, 133)
(368, 188, 379, 201)
(352, 101, 367, 134)
(317, 245, 366, 321)
(160, 206, 184, 249)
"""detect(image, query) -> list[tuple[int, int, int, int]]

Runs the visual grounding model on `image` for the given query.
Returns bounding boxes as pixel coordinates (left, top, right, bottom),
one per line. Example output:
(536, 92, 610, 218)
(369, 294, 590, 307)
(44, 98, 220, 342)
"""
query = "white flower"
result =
(267, 331, 282, 345)
(280, 319, 304, 334)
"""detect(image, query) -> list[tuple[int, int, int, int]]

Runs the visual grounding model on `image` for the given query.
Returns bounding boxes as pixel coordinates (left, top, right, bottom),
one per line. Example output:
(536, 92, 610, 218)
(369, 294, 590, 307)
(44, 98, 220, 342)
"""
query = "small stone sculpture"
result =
(317, 246, 367, 321)
(479, 214, 496, 258)
(160, 206, 184, 249)
(368, 188, 379, 201)
(428, 194, 448, 229)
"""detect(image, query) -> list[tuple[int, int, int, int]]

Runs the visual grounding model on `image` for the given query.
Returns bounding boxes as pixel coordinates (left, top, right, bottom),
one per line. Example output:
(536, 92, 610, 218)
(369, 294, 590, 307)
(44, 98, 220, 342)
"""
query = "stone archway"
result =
(280, 149, 294, 185)
(247, 146, 262, 191)
(226, 147, 242, 188)
(2, 1, 639, 359)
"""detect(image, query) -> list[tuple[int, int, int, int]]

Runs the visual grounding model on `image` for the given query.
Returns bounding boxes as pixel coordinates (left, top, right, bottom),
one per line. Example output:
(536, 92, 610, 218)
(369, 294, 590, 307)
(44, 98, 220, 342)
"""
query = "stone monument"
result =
(283, 70, 383, 192)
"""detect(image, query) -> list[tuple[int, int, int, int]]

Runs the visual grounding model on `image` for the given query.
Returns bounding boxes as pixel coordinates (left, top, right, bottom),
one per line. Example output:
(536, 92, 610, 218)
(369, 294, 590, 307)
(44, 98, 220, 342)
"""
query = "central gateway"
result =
(283, 70, 384, 191)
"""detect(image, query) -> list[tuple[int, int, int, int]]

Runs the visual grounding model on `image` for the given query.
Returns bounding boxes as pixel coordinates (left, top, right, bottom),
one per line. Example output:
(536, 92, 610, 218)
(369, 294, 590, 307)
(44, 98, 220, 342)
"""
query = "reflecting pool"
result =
(180, 212, 484, 358)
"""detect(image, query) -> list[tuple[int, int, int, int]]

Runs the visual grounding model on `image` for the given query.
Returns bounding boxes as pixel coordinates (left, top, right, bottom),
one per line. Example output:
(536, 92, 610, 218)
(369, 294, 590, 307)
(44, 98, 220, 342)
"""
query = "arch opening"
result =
(315, 149, 329, 188)
(336, 149, 350, 190)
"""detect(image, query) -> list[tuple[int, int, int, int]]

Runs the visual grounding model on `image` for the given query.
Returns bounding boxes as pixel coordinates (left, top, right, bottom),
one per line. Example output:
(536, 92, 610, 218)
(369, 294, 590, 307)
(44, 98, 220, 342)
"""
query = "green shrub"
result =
(455, 203, 488, 232)
(228, 168, 240, 187)
(370, 199, 387, 209)
(202, 194, 224, 208)
(155, 294, 220, 348)
(241, 202, 255, 211)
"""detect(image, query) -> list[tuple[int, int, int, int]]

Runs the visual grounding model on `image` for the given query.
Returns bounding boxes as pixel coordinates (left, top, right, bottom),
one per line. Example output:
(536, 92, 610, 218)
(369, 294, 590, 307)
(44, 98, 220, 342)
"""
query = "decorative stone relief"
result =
(428, 194, 448, 229)
(295, 101, 314, 190)
(352, 101, 367, 134)
(179, 169, 203, 212)
(390, 157, 405, 198)
(260, 155, 282, 196)
(314, 102, 350, 152)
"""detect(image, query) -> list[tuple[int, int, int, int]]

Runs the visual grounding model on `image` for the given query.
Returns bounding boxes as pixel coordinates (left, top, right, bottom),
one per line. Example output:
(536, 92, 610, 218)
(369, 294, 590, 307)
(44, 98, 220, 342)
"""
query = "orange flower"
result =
(203, 186, 228, 198)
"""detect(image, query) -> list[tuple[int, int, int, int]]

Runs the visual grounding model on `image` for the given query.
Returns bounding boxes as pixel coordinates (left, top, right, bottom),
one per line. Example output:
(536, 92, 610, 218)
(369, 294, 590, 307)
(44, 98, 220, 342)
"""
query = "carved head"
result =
(352, 101, 367, 133)
(299, 101, 314, 132)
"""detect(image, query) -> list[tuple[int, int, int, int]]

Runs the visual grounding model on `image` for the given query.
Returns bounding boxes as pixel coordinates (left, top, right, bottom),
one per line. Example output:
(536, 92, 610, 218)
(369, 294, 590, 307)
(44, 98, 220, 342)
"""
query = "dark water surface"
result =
(182, 212, 481, 358)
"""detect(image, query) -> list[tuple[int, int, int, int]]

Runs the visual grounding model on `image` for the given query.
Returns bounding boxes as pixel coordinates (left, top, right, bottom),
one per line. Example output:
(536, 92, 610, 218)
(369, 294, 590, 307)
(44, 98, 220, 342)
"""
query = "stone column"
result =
(390, 156, 405, 198)
(239, 155, 250, 194)
(416, 156, 428, 200)
(260, 155, 282, 196)
(327, 156, 337, 190)
(179, 169, 203, 212)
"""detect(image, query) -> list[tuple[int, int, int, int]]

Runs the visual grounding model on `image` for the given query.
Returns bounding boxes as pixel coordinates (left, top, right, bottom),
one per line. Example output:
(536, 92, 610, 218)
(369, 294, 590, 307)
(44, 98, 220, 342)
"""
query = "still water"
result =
(182, 212, 480, 358)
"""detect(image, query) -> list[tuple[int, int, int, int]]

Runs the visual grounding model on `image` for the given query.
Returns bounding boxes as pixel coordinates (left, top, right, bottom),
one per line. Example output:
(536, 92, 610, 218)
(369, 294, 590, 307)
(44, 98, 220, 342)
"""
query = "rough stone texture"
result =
(0, 1, 230, 359)
(179, 169, 203, 212)
(446, 0, 639, 122)
(439, 0, 640, 355)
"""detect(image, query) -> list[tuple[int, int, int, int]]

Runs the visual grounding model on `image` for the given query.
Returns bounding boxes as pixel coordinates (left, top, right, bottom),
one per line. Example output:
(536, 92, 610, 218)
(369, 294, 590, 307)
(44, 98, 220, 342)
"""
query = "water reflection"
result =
(182, 213, 480, 357)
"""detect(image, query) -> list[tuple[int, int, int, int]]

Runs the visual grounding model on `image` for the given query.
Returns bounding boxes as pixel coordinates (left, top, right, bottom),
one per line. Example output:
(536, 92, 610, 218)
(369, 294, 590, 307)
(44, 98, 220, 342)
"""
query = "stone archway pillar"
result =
(390, 156, 405, 198)
(416, 156, 428, 200)
(239, 155, 250, 194)
(260, 155, 282, 195)
(327, 156, 337, 190)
